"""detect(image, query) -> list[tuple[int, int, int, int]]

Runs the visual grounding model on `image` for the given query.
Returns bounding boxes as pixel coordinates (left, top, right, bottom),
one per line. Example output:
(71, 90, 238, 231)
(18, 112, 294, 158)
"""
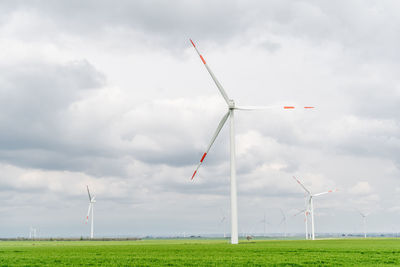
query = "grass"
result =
(0, 238, 400, 266)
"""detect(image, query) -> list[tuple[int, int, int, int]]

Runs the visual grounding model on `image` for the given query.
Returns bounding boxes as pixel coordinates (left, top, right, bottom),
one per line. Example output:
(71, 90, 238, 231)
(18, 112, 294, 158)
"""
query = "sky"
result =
(1, 0, 400, 238)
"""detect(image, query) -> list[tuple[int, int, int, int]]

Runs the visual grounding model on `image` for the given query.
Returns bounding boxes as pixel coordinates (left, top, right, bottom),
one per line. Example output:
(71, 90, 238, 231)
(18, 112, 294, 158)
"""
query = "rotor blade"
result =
(292, 176, 311, 195)
(190, 39, 230, 105)
(293, 209, 306, 217)
(356, 209, 368, 217)
(191, 111, 230, 180)
(235, 105, 315, 111)
(85, 203, 92, 224)
(313, 189, 337, 197)
(279, 208, 286, 219)
(86, 185, 91, 201)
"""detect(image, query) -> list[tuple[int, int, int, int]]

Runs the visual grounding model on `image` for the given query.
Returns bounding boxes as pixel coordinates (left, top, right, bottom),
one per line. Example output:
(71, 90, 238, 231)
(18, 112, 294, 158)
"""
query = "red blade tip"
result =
(190, 39, 195, 47)
(200, 55, 206, 64)
(191, 170, 197, 180)
(284, 106, 295, 109)
(200, 153, 207, 163)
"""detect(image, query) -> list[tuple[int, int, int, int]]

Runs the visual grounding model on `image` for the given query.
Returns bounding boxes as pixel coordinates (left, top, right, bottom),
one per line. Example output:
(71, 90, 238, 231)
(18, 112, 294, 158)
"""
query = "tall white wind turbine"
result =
(189, 39, 314, 244)
(292, 176, 336, 240)
(85, 186, 96, 239)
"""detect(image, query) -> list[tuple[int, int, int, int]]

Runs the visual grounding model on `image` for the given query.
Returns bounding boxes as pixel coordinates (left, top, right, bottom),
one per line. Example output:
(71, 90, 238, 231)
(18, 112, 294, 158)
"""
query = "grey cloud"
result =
(1, 0, 400, 237)
(1, 0, 243, 46)
(2, 0, 399, 59)
(0, 60, 106, 169)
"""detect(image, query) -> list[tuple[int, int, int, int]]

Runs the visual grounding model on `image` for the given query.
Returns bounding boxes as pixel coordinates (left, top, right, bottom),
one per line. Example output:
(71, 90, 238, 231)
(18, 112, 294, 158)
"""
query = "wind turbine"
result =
(358, 211, 369, 238)
(29, 226, 37, 240)
(260, 212, 270, 237)
(220, 209, 227, 238)
(189, 39, 314, 244)
(278, 209, 287, 238)
(292, 176, 336, 240)
(85, 185, 96, 239)
(294, 208, 310, 239)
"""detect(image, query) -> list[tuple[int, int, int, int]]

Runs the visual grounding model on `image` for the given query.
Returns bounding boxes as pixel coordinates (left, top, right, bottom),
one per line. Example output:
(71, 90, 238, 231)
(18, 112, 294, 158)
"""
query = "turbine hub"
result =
(228, 99, 235, 109)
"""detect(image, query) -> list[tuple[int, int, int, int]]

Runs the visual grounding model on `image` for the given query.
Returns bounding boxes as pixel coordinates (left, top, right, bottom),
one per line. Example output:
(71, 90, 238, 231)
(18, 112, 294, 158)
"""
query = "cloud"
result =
(349, 181, 372, 195)
(0, 0, 400, 236)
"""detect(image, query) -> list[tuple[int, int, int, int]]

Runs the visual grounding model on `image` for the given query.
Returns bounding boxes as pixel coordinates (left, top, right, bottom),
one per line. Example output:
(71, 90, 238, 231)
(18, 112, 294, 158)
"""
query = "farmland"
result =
(0, 238, 400, 266)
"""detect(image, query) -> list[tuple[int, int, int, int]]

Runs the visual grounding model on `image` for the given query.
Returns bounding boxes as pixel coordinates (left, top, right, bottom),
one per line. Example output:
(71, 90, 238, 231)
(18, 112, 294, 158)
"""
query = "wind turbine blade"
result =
(357, 209, 369, 217)
(190, 39, 230, 105)
(191, 111, 230, 180)
(279, 208, 286, 219)
(292, 176, 311, 195)
(235, 105, 279, 110)
(293, 209, 306, 217)
(87, 185, 92, 201)
(235, 105, 315, 111)
(278, 218, 285, 226)
(313, 189, 337, 197)
(85, 203, 92, 224)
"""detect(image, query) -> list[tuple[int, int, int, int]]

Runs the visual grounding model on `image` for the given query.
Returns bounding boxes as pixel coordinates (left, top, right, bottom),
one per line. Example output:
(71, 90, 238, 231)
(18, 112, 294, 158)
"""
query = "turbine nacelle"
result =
(228, 99, 235, 109)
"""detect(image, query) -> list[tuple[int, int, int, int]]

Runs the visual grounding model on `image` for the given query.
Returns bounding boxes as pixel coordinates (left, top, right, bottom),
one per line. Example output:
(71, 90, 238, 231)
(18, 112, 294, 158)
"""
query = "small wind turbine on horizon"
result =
(29, 226, 37, 240)
(358, 210, 369, 238)
(278, 209, 287, 238)
(260, 212, 270, 237)
(294, 208, 310, 239)
(292, 176, 337, 240)
(189, 39, 315, 244)
(220, 209, 227, 238)
(85, 185, 96, 239)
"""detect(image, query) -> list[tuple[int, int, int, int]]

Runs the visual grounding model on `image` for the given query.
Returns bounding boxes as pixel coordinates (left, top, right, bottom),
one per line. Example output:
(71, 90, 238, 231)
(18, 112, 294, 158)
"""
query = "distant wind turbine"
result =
(189, 38, 315, 244)
(292, 176, 337, 240)
(278, 209, 287, 238)
(29, 226, 37, 240)
(220, 209, 227, 238)
(260, 212, 270, 237)
(294, 208, 310, 239)
(85, 186, 96, 239)
(358, 211, 369, 238)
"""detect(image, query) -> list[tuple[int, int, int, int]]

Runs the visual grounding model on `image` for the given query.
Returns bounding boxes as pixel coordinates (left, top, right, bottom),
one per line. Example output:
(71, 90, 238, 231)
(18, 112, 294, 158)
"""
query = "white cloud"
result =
(349, 181, 373, 195)
(0, 0, 400, 237)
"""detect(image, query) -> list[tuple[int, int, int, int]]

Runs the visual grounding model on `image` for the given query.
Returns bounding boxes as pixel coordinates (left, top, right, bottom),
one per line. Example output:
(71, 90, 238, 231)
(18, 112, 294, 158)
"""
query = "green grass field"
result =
(0, 238, 400, 266)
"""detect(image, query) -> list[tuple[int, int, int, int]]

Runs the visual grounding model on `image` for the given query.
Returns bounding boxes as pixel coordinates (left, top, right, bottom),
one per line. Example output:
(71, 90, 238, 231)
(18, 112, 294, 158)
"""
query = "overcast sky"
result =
(1, 0, 400, 238)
